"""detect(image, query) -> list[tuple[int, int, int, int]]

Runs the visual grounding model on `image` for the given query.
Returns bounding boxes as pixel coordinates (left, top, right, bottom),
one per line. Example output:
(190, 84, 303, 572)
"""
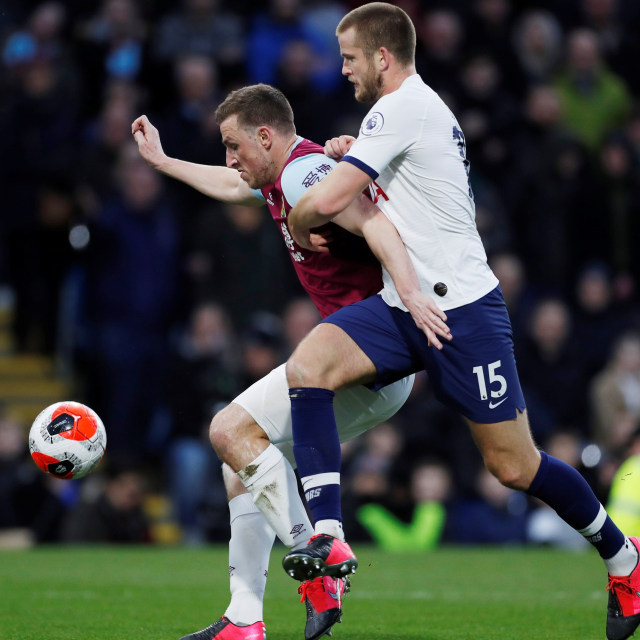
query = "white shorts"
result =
(233, 363, 414, 465)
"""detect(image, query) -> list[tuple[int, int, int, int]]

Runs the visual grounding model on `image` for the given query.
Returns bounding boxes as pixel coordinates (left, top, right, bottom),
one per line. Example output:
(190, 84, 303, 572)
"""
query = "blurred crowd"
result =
(1, 0, 640, 547)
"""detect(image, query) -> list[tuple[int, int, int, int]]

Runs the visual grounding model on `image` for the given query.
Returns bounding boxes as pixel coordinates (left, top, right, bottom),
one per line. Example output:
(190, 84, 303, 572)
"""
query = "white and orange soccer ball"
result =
(29, 401, 107, 480)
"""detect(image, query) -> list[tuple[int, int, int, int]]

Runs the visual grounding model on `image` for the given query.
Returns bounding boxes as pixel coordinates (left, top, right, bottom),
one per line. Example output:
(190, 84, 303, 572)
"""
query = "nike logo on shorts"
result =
(488, 397, 508, 409)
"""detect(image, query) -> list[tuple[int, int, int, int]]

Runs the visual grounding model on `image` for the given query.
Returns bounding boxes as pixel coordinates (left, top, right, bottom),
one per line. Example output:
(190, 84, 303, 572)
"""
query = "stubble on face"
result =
(355, 63, 383, 103)
(340, 28, 383, 104)
(248, 158, 278, 190)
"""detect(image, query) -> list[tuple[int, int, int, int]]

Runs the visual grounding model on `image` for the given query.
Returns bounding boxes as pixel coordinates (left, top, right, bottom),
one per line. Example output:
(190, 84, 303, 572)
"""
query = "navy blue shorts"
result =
(321, 286, 526, 424)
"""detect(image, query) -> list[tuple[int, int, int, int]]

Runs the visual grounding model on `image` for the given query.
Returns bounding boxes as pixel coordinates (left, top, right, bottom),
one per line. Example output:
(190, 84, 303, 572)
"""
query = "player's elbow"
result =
(314, 192, 350, 218)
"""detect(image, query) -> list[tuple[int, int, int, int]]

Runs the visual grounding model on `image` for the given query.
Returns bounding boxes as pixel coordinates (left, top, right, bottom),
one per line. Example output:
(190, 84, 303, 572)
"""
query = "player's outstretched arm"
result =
(131, 115, 261, 206)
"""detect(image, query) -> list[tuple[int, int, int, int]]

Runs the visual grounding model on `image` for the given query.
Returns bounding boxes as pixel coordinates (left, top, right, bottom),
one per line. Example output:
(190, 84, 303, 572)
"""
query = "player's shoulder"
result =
(283, 152, 336, 182)
(281, 152, 337, 206)
(379, 75, 432, 110)
(360, 75, 434, 134)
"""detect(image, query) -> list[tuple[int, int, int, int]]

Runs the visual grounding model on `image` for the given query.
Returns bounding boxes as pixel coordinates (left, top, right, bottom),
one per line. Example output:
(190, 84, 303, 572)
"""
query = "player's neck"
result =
(273, 134, 300, 176)
(283, 134, 300, 157)
(381, 64, 417, 97)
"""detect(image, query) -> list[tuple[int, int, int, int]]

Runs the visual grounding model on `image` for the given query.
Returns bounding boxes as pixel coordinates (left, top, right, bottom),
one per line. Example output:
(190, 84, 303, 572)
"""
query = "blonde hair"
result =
(337, 2, 416, 66)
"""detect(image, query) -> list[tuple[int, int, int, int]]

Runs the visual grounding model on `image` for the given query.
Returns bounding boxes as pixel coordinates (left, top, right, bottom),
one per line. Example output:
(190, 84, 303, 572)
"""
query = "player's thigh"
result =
(425, 288, 527, 423)
(232, 364, 293, 448)
(235, 363, 413, 466)
(467, 409, 541, 489)
(332, 373, 414, 444)
(286, 322, 377, 389)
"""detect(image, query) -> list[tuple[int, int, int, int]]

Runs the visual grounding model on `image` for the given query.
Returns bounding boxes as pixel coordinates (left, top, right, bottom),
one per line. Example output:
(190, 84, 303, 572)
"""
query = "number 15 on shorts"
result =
(472, 360, 507, 406)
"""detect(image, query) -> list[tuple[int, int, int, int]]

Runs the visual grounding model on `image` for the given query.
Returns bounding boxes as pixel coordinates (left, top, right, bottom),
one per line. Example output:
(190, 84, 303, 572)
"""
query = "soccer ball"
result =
(29, 401, 107, 480)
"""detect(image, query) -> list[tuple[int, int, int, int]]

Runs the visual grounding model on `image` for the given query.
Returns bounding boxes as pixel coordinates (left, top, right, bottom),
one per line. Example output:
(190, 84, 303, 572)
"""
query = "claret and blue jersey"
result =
(252, 137, 382, 318)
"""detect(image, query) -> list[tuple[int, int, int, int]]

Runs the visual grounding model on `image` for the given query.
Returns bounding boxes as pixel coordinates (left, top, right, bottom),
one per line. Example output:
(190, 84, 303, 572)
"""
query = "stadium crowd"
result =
(1, 0, 640, 546)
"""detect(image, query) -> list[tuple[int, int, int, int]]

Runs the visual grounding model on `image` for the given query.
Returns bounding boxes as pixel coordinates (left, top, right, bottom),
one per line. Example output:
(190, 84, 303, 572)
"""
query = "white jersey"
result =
(343, 74, 498, 312)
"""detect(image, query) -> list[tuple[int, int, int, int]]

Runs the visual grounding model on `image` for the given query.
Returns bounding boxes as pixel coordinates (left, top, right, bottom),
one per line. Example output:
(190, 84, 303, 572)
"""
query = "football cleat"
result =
(283, 533, 358, 581)
(607, 537, 640, 640)
(177, 616, 266, 640)
(299, 575, 350, 640)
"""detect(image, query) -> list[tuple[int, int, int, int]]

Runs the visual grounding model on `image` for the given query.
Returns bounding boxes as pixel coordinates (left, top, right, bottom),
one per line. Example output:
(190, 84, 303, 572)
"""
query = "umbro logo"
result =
(489, 397, 508, 409)
(290, 523, 306, 537)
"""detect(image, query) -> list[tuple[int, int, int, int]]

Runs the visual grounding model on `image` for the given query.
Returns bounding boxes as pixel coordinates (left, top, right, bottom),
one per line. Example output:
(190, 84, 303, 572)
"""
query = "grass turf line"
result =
(1, 545, 606, 640)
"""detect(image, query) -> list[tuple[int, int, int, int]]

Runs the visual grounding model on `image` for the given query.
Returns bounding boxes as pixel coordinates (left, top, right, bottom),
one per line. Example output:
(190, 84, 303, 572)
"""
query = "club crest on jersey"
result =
(361, 112, 384, 136)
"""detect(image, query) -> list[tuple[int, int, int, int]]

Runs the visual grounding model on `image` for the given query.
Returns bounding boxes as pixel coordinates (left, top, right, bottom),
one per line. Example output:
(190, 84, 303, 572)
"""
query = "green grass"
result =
(1, 544, 609, 639)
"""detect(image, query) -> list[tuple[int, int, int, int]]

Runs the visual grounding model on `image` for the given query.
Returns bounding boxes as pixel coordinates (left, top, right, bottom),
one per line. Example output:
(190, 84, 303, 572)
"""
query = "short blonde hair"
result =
(337, 2, 416, 66)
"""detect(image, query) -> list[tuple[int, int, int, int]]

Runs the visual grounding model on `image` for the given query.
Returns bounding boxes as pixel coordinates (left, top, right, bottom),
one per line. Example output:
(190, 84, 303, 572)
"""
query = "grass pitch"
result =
(1, 544, 608, 639)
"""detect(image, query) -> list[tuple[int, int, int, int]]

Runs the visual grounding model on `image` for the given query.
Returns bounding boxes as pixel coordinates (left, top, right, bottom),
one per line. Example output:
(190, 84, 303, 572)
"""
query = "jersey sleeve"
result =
(342, 97, 417, 179)
(280, 153, 338, 206)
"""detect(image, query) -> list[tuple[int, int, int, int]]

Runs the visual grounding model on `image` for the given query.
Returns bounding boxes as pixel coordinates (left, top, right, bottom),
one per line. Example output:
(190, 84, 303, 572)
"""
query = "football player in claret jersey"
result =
(283, 4, 640, 640)
(132, 84, 447, 640)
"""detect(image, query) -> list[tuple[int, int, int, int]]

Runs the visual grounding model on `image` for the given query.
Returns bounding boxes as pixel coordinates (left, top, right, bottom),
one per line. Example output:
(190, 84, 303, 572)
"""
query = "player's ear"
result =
(257, 126, 273, 150)
(378, 47, 391, 71)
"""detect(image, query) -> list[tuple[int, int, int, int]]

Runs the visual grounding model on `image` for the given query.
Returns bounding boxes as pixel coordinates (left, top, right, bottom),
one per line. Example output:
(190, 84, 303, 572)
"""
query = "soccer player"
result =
(282, 5, 640, 640)
(132, 84, 444, 640)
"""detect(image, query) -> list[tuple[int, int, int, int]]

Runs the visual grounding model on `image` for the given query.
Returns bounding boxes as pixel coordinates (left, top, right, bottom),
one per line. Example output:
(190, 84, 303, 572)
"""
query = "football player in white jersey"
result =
(283, 4, 640, 640)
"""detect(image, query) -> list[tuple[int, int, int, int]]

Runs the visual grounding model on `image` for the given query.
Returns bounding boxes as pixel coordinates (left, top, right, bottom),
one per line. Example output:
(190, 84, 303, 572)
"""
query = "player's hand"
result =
(288, 213, 315, 251)
(402, 290, 452, 350)
(309, 227, 333, 253)
(290, 226, 314, 251)
(131, 115, 166, 169)
(324, 135, 356, 160)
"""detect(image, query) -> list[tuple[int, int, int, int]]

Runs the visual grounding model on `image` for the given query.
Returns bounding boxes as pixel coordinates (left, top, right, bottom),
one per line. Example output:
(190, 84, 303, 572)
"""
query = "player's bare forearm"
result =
(359, 208, 452, 349)
(288, 182, 340, 249)
(156, 158, 259, 205)
(131, 114, 260, 206)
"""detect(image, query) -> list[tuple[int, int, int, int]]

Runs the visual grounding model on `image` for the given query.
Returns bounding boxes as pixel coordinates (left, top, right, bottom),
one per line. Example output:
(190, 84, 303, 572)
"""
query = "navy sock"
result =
(527, 451, 624, 559)
(289, 387, 342, 523)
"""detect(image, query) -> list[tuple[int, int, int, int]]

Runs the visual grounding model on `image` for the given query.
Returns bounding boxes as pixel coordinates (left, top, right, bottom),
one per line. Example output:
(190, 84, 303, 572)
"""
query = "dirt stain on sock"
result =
(242, 464, 259, 479)
(255, 481, 279, 515)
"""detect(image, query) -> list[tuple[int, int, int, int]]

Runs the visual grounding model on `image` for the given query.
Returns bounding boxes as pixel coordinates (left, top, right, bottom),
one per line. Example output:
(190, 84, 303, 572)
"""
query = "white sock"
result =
(315, 519, 345, 541)
(237, 444, 313, 549)
(605, 537, 639, 576)
(224, 494, 274, 626)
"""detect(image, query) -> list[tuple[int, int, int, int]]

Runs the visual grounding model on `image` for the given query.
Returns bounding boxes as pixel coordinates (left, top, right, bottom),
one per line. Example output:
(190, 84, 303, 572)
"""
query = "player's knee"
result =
(209, 407, 235, 461)
(484, 458, 530, 491)
(285, 356, 302, 387)
(286, 353, 321, 388)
